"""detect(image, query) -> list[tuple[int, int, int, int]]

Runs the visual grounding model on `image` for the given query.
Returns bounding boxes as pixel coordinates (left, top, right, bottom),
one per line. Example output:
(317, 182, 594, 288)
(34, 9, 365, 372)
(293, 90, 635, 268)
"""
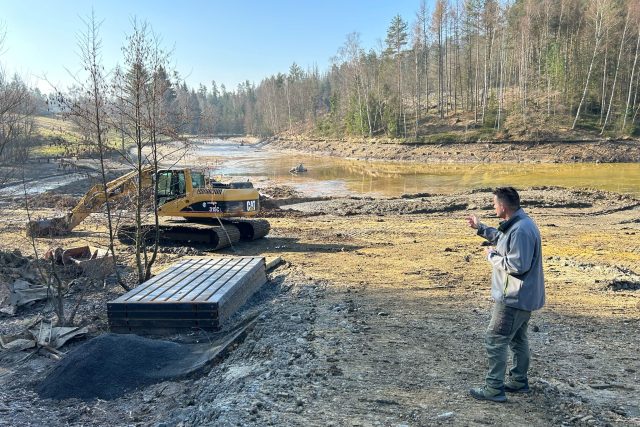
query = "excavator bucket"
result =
(26, 215, 72, 238)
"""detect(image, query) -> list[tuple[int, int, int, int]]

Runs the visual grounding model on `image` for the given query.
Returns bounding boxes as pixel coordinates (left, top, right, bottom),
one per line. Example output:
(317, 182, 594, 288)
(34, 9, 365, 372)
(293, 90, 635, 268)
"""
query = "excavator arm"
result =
(27, 167, 153, 237)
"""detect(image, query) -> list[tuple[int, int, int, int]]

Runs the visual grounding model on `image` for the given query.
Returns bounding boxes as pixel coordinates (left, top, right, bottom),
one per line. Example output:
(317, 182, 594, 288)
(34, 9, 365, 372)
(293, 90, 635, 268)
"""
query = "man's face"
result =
(493, 195, 507, 219)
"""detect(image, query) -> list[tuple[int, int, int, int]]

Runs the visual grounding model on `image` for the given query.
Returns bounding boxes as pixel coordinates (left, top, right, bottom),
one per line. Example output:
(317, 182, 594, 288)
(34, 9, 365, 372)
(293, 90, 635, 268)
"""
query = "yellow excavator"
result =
(26, 166, 269, 250)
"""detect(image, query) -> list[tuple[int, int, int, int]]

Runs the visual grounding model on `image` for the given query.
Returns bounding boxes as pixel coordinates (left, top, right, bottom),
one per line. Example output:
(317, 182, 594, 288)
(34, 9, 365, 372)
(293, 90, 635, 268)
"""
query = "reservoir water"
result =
(184, 139, 640, 197)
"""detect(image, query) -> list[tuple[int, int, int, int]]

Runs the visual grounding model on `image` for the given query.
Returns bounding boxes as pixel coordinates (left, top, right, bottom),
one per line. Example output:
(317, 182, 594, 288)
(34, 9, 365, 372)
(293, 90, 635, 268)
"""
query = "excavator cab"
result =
(190, 171, 206, 189)
(156, 170, 187, 206)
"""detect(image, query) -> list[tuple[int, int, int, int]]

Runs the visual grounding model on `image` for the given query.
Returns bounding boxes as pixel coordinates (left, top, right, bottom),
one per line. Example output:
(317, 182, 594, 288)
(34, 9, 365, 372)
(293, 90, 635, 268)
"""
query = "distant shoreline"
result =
(250, 137, 640, 164)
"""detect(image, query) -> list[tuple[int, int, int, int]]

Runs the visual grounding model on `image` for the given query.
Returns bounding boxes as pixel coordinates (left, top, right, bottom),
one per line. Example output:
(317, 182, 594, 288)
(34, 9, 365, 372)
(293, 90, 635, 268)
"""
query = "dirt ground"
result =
(0, 160, 639, 426)
(266, 137, 640, 164)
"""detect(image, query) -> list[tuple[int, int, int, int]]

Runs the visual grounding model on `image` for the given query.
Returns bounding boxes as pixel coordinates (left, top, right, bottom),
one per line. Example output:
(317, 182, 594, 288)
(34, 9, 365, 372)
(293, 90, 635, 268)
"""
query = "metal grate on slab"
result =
(107, 257, 266, 333)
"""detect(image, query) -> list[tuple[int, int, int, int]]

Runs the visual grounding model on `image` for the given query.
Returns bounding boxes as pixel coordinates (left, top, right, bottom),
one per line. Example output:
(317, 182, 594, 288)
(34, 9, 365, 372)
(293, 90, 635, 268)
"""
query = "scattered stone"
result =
(436, 411, 455, 420)
(328, 365, 343, 376)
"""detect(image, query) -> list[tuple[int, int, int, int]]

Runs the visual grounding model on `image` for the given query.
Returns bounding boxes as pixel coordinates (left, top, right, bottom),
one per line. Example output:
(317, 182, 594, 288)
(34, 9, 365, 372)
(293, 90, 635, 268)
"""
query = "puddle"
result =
(0, 173, 86, 197)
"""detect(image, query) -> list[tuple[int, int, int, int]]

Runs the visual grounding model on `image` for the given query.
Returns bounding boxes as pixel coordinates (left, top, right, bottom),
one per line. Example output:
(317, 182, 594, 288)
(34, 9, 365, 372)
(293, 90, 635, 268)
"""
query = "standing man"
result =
(466, 187, 545, 402)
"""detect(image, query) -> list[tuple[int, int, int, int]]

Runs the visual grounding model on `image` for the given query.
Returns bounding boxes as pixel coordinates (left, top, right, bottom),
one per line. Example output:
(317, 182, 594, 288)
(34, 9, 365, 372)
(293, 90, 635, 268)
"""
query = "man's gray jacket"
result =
(477, 208, 545, 311)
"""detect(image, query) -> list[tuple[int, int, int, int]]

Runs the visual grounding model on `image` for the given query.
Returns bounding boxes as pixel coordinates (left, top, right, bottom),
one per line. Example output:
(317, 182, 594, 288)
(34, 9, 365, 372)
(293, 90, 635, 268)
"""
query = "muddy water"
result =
(188, 140, 640, 197)
(0, 172, 86, 197)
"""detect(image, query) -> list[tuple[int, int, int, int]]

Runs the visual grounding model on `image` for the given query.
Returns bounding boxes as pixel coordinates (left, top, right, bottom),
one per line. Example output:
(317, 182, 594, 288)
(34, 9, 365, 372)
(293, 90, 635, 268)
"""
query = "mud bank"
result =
(265, 138, 640, 164)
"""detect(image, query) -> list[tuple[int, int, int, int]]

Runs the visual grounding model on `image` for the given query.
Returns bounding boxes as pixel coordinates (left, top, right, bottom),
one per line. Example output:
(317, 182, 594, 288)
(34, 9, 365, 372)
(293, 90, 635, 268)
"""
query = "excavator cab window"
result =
(156, 170, 186, 205)
(191, 171, 205, 189)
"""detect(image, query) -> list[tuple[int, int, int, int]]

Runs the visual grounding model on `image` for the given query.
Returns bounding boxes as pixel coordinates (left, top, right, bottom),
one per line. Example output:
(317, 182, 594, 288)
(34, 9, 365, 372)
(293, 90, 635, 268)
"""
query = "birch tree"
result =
(600, 9, 629, 133)
(572, 0, 610, 129)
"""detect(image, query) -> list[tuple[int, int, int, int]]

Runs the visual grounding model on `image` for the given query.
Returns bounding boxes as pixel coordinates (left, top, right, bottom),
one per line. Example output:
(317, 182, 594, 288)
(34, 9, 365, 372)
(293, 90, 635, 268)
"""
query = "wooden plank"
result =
(133, 258, 219, 302)
(107, 256, 266, 332)
(138, 259, 213, 302)
(111, 258, 203, 302)
(217, 265, 267, 324)
(108, 302, 216, 313)
(265, 256, 283, 271)
(108, 318, 218, 329)
(219, 265, 266, 309)
(118, 258, 206, 302)
(171, 257, 246, 302)
(151, 257, 229, 302)
(109, 325, 218, 334)
(186, 257, 254, 302)
(113, 310, 218, 320)
(208, 258, 265, 304)
(198, 257, 258, 302)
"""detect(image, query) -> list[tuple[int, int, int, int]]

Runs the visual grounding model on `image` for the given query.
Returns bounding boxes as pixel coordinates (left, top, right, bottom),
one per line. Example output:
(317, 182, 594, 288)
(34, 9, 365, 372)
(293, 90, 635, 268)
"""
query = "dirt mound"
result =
(269, 137, 640, 163)
(280, 187, 639, 218)
(37, 333, 215, 401)
(26, 192, 78, 209)
(258, 185, 302, 199)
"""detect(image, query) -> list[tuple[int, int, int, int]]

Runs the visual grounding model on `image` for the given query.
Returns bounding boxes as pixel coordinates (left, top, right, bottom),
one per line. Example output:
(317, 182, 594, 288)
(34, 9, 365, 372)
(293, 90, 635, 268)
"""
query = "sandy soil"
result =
(0, 179, 638, 426)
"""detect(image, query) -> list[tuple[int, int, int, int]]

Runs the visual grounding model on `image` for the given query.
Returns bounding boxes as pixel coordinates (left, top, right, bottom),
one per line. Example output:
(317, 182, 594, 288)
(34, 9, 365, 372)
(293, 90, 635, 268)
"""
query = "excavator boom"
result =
(27, 167, 152, 236)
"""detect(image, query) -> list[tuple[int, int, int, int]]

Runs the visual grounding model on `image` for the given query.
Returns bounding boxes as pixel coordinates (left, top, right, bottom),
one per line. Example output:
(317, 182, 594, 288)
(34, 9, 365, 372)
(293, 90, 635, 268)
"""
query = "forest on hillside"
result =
(213, 0, 640, 140)
(2, 0, 640, 162)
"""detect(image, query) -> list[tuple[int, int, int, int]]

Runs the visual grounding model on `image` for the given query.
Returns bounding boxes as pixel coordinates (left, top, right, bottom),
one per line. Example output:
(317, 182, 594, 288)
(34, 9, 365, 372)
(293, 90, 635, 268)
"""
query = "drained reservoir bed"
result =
(108, 257, 266, 332)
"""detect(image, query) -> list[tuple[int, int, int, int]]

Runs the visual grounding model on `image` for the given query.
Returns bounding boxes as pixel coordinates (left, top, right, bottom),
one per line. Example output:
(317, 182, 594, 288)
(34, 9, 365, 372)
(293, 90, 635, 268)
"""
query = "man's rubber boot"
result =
(504, 378, 531, 394)
(469, 386, 507, 402)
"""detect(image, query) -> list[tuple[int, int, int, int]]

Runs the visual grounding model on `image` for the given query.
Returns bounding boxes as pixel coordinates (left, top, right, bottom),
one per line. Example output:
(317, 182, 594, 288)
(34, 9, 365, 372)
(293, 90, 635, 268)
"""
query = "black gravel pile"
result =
(38, 333, 212, 400)
(607, 279, 640, 291)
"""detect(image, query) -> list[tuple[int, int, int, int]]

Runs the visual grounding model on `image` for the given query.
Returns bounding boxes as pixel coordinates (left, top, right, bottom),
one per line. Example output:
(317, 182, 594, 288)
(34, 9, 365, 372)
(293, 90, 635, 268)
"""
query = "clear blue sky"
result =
(1, 0, 427, 94)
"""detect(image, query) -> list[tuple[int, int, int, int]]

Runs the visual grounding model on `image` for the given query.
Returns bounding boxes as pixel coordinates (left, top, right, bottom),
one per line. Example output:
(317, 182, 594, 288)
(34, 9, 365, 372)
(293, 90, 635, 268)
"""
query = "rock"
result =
(328, 365, 343, 376)
(436, 412, 455, 420)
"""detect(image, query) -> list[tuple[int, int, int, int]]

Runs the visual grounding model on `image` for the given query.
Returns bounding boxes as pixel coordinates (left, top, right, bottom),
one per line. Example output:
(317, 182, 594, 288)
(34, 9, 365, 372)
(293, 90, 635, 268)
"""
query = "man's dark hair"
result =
(493, 187, 520, 210)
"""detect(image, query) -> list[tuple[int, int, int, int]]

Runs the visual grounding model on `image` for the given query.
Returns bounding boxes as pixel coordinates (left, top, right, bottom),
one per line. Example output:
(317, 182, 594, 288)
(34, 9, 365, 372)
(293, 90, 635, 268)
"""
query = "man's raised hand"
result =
(467, 214, 480, 229)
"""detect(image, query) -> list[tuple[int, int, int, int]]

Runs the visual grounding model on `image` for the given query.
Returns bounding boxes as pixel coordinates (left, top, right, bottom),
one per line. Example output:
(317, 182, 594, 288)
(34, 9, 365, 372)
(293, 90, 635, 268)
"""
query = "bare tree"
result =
(114, 19, 155, 284)
(622, 4, 640, 131)
(386, 15, 409, 136)
(111, 19, 177, 283)
(600, 8, 629, 134)
(141, 31, 173, 281)
(59, 10, 129, 290)
(572, 0, 610, 129)
(432, 1, 447, 119)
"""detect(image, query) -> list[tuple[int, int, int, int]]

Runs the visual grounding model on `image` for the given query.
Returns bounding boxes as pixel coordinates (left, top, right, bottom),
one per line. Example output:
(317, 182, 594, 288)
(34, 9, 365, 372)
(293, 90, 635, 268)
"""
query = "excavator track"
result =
(117, 221, 242, 250)
(223, 218, 271, 241)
